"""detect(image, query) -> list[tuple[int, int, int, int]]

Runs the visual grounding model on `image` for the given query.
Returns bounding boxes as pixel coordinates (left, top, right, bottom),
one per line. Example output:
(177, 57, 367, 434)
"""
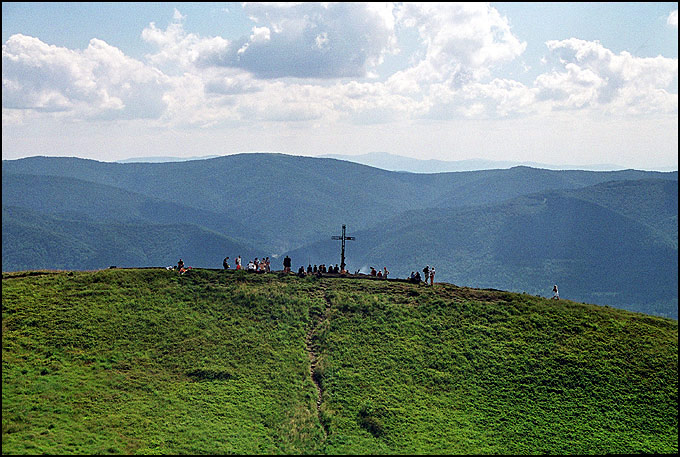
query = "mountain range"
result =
(2, 153, 677, 318)
(319, 151, 634, 173)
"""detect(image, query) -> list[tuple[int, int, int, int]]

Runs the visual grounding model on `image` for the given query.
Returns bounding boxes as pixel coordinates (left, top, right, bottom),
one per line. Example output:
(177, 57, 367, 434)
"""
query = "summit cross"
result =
(331, 224, 355, 273)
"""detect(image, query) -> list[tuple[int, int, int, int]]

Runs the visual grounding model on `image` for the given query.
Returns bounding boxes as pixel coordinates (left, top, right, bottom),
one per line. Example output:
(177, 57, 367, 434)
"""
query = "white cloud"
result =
(668, 10, 678, 27)
(2, 4, 677, 134)
(2, 34, 169, 119)
(538, 38, 678, 115)
(250, 26, 271, 44)
(193, 2, 398, 79)
(392, 2, 527, 87)
(142, 15, 227, 74)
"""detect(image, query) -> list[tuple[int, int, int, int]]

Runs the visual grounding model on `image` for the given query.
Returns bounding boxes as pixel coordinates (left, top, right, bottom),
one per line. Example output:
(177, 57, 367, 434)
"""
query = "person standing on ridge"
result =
(552, 284, 559, 299)
(235, 255, 242, 270)
(423, 265, 429, 283)
(223, 257, 230, 270)
(429, 266, 435, 286)
(283, 255, 292, 273)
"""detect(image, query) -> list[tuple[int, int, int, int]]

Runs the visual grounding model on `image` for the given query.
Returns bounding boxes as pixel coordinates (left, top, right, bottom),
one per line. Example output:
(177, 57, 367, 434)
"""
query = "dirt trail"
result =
(305, 284, 332, 441)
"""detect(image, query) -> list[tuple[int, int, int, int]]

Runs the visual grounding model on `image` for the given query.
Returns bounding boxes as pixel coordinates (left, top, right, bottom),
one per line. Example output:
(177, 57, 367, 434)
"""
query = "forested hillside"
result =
(2, 154, 677, 317)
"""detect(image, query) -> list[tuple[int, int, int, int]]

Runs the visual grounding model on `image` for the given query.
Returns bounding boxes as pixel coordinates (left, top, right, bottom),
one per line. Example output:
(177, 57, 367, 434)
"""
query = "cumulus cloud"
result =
(193, 2, 398, 79)
(537, 38, 678, 114)
(391, 2, 526, 87)
(2, 34, 170, 119)
(142, 13, 228, 74)
(2, 3, 677, 130)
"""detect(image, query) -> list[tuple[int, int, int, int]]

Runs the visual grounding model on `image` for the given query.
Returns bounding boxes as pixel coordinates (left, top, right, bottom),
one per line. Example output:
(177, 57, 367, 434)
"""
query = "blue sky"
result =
(2, 2, 678, 170)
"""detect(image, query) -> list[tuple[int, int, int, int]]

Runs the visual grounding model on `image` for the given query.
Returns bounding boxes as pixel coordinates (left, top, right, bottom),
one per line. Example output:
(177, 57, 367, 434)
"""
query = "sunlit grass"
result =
(3, 269, 677, 454)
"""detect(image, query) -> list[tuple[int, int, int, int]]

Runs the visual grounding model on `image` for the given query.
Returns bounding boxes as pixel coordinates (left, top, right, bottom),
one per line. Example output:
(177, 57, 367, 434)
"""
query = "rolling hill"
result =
(2, 154, 677, 318)
(2, 268, 677, 454)
(3, 154, 675, 250)
(285, 179, 679, 318)
(2, 206, 260, 271)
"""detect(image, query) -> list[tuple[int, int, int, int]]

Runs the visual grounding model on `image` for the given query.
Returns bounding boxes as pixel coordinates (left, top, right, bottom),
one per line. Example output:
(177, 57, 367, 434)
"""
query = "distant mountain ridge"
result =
(319, 151, 633, 173)
(116, 155, 221, 163)
(113, 151, 648, 172)
(3, 153, 677, 318)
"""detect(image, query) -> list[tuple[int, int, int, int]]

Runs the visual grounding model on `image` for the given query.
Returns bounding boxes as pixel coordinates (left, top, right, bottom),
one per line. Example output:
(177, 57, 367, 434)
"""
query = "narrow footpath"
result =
(305, 283, 332, 442)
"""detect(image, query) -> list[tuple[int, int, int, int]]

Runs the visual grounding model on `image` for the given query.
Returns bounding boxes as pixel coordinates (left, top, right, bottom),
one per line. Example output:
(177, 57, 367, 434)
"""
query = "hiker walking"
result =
(423, 265, 429, 284)
(223, 257, 230, 270)
(552, 284, 559, 300)
(429, 266, 435, 286)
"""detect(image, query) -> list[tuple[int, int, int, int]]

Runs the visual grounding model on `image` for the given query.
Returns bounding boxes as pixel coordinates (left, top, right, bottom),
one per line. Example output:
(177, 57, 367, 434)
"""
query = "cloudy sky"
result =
(2, 2, 678, 170)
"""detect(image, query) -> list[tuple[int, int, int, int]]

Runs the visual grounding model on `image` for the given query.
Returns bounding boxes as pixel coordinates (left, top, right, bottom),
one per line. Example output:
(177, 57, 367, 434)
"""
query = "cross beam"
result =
(331, 224, 355, 272)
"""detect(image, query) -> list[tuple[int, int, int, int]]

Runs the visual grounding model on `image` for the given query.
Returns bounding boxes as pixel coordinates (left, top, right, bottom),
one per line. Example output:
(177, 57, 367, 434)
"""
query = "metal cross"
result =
(331, 224, 355, 272)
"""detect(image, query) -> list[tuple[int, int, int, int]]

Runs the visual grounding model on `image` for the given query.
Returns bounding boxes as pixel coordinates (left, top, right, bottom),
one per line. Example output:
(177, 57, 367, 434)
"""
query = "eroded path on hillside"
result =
(305, 282, 332, 442)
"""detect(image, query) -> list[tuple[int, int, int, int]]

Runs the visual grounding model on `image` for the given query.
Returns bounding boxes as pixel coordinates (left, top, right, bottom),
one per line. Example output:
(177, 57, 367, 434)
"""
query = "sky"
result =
(2, 2, 678, 170)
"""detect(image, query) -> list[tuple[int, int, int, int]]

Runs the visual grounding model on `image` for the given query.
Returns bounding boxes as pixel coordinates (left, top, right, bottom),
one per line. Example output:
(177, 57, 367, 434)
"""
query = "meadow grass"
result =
(2, 269, 677, 454)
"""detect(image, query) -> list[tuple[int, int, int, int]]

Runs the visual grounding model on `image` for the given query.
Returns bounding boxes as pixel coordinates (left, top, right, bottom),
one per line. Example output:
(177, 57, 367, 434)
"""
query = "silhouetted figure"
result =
(283, 255, 292, 273)
(223, 257, 230, 269)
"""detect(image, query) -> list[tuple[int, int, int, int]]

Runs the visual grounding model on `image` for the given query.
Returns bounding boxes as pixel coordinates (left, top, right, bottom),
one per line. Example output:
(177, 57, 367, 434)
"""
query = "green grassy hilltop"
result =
(2, 268, 677, 454)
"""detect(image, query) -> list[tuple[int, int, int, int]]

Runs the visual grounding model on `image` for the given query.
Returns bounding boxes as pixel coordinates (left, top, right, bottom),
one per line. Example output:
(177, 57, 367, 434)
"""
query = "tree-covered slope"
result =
(2, 206, 261, 271)
(4, 155, 676, 251)
(2, 173, 268, 250)
(285, 179, 678, 318)
(3, 155, 677, 317)
(2, 269, 677, 454)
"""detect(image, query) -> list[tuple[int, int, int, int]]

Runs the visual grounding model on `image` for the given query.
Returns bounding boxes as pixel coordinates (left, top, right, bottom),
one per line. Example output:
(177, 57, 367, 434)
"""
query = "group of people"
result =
(182, 255, 561, 299)
(296, 262, 351, 277)
(173, 258, 191, 275)
(407, 265, 435, 285)
(223, 255, 271, 273)
(304, 263, 344, 275)
(369, 267, 390, 279)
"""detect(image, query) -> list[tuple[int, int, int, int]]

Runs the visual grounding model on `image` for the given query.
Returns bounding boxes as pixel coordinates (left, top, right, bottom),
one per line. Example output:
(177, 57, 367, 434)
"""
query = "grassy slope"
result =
(2, 269, 677, 454)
